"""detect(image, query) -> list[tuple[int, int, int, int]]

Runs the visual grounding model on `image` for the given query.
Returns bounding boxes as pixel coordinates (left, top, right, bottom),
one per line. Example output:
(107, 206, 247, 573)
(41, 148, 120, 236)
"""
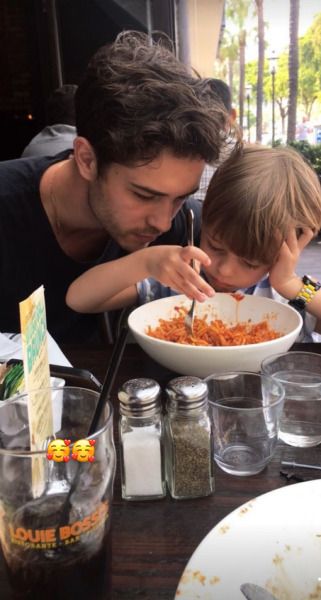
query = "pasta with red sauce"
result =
(146, 308, 281, 347)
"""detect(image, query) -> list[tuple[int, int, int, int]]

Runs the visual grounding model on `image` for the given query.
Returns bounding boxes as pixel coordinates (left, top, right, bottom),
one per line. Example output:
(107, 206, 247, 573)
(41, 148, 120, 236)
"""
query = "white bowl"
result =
(128, 293, 302, 377)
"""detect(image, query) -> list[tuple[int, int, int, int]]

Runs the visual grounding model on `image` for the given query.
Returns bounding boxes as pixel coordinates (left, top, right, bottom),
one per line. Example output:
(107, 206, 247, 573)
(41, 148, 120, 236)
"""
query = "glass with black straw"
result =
(0, 315, 129, 600)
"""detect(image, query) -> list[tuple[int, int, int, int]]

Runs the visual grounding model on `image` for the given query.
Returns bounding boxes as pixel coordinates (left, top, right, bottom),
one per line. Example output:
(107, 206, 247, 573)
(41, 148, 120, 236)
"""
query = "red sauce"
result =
(230, 292, 245, 302)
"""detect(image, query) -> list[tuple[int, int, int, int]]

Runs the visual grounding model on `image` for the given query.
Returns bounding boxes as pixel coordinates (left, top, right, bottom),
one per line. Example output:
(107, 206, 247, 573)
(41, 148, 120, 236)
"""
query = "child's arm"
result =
(66, 245, 213, 313)
(269, 227, 321, 330)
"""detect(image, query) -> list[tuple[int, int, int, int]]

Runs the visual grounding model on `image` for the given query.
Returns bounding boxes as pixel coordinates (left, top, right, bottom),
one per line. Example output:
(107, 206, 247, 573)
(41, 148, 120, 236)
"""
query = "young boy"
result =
(66, 144, 321, 340)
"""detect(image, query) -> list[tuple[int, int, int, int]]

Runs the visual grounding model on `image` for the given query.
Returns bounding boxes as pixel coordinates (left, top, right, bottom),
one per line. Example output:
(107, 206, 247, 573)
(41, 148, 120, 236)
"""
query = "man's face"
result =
(87, 150, 205, 251)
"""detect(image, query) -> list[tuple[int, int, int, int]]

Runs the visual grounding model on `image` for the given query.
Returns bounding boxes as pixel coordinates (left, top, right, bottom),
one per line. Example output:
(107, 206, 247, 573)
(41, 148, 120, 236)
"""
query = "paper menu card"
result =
(19, 285, 53, 496)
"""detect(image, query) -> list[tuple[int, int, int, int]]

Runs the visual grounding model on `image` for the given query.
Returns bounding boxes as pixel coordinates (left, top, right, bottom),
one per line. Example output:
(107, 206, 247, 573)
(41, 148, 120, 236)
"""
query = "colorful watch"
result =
(289, 275, 321, 311)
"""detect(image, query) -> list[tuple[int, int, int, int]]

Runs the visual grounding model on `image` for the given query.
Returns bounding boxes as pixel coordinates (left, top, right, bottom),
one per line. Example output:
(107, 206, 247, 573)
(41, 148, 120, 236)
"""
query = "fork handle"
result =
(186, 208, 194, 246)
(186, 209, 196, 270)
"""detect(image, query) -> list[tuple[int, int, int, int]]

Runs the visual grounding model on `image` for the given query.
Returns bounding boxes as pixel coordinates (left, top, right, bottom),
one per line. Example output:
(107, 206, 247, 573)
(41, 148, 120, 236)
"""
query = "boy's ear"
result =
(73, 136, 98, 181)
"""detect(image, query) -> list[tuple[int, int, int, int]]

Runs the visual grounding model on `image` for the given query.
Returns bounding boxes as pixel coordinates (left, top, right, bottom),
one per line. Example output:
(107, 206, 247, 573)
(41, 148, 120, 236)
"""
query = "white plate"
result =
(176, 480, 321, 599)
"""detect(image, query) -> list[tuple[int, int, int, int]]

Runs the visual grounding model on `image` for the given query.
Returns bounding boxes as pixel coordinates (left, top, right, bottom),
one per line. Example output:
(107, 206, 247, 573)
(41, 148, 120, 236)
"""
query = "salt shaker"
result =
(164, 376, 214, 500)
(118, 378, 166, 500)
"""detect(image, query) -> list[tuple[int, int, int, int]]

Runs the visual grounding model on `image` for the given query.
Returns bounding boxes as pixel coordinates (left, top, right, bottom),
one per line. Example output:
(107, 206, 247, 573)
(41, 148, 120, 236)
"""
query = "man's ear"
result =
(229, 108, 237, 124)
(73, 137, 97, 181)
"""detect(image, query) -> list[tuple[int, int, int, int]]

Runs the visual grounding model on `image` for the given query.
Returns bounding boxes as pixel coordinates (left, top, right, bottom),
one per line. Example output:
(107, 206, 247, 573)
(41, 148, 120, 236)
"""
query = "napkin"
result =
(0, 332, 72, 367)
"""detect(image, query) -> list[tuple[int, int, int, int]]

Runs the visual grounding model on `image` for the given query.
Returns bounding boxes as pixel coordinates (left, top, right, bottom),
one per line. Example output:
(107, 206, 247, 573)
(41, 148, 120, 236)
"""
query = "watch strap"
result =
(288, 296, 306, 314)
(292, 275, 321, 307)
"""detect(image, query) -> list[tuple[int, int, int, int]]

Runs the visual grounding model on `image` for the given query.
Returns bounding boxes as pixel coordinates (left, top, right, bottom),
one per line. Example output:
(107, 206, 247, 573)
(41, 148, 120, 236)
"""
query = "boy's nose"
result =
(217, 259, 235, 278)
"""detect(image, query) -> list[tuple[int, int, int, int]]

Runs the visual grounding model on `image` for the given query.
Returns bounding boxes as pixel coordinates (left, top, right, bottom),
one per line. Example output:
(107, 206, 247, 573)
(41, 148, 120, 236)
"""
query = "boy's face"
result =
(200, 232, 270, 292)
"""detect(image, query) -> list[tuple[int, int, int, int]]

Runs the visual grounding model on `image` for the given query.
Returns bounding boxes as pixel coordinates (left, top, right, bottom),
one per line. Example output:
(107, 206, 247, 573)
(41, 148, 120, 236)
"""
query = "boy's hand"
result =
(269, 227, 314, 299)
(145, 245, 214, 301)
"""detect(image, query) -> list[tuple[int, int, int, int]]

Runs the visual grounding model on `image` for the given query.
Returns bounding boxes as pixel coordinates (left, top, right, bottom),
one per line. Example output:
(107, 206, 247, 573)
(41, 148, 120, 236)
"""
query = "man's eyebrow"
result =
(131, 183, 200, 198)
(131, 183, 167, 196)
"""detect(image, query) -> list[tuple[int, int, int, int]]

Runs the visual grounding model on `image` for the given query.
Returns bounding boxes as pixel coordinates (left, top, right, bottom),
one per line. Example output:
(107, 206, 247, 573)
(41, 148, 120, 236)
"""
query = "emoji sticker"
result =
(72, 439, 96, 462)
(46, 439, 71, 462)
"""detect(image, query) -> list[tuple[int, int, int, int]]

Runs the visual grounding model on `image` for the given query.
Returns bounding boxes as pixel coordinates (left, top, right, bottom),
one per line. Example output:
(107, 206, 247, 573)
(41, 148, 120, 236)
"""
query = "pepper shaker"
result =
(118, 378, 166, 500)
(164, 376, 214, 499)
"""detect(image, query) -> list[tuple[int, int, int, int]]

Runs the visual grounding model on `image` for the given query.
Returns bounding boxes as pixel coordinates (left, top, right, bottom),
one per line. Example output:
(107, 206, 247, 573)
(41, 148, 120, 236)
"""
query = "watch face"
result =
(302, 275, 321, 291)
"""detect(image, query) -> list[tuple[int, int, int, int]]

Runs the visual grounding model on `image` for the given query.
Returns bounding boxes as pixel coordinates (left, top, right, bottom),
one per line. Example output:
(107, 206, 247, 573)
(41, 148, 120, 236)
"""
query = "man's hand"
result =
(145, 245, 214, 301)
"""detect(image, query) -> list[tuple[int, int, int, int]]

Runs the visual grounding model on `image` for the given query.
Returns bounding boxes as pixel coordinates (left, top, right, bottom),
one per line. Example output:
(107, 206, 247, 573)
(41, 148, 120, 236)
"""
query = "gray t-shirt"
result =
(21, 124, 76, 158)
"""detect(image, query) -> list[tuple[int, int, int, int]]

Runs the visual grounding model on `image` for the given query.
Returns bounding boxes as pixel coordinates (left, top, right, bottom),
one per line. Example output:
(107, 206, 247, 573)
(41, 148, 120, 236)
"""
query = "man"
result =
(21, 84, 78, 158)
(296, 115, 313, 143)
(0, 31, 226, 343)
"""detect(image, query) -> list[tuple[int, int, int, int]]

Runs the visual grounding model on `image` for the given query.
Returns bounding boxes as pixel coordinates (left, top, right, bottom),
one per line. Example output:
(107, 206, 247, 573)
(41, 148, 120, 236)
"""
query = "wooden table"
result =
(1, 342, 321, 599)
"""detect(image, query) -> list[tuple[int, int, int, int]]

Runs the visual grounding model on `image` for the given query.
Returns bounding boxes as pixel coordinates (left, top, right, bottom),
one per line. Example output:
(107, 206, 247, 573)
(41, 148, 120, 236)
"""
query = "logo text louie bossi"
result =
(8, 501, 109, 549)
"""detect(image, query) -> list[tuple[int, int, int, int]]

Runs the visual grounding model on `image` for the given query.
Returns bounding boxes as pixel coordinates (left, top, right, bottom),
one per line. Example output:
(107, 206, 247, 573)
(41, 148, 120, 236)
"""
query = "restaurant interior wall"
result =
(177, 0, 224, 76)
(0, 0, 174, 161)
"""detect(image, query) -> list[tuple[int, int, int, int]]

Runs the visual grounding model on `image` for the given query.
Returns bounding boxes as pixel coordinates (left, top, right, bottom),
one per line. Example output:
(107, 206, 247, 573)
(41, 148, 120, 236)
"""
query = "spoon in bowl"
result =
(184, 208, 196, 336)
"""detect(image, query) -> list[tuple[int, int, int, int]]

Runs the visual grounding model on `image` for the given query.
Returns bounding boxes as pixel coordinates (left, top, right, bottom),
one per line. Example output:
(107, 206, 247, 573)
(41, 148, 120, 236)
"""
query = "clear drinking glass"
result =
(0, 386, 115, 600)
(206, 372, 284, 476)
(261, 351, 321, 447)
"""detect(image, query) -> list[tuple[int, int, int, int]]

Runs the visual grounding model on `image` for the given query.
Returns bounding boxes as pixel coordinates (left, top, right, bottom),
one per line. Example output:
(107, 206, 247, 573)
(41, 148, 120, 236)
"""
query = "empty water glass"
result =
(206, 372, 285, 476)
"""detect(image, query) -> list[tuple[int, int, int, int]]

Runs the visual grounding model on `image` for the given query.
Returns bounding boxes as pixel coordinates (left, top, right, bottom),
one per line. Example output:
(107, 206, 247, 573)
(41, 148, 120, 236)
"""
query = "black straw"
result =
(59, 309, 130, 526)
(88, 319, 129, 435)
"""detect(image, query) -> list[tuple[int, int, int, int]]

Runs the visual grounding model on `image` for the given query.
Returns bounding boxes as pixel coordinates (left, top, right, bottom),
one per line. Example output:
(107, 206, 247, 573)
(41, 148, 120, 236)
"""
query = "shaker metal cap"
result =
(165, 376, 208, 411)
(118, 378, 161, 416)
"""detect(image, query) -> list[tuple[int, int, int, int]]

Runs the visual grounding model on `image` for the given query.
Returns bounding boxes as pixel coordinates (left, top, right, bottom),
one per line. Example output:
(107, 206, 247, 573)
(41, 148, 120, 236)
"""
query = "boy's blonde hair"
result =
(202, 144, 321, 265)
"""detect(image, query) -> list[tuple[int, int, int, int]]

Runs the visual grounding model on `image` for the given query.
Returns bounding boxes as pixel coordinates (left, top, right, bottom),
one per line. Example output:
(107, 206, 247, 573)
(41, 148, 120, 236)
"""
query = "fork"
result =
(240, 583, 278, 600)
(184, 208, 196, 336)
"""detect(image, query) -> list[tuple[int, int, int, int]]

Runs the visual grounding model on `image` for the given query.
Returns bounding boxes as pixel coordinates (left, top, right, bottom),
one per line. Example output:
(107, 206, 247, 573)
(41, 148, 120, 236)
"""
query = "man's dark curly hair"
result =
(75, 31, 227, 175)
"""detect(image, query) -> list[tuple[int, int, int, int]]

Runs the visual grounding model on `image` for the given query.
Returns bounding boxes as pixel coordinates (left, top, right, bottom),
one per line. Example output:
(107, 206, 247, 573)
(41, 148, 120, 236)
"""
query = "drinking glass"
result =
(206, 372, 284, 476)
(261, 351, 321, 447)
(0, 386, 115, 600)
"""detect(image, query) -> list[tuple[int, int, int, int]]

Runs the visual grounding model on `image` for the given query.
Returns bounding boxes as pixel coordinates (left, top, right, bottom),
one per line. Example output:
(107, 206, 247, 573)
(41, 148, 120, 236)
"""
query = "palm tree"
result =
(225, 0, 252, 131)
(274, 53, 290, 136)
(255, 0, 264, 142)
(238, 29, 246, 129)
(218, 32, 239, 100)
(287, 0, 300, 143)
